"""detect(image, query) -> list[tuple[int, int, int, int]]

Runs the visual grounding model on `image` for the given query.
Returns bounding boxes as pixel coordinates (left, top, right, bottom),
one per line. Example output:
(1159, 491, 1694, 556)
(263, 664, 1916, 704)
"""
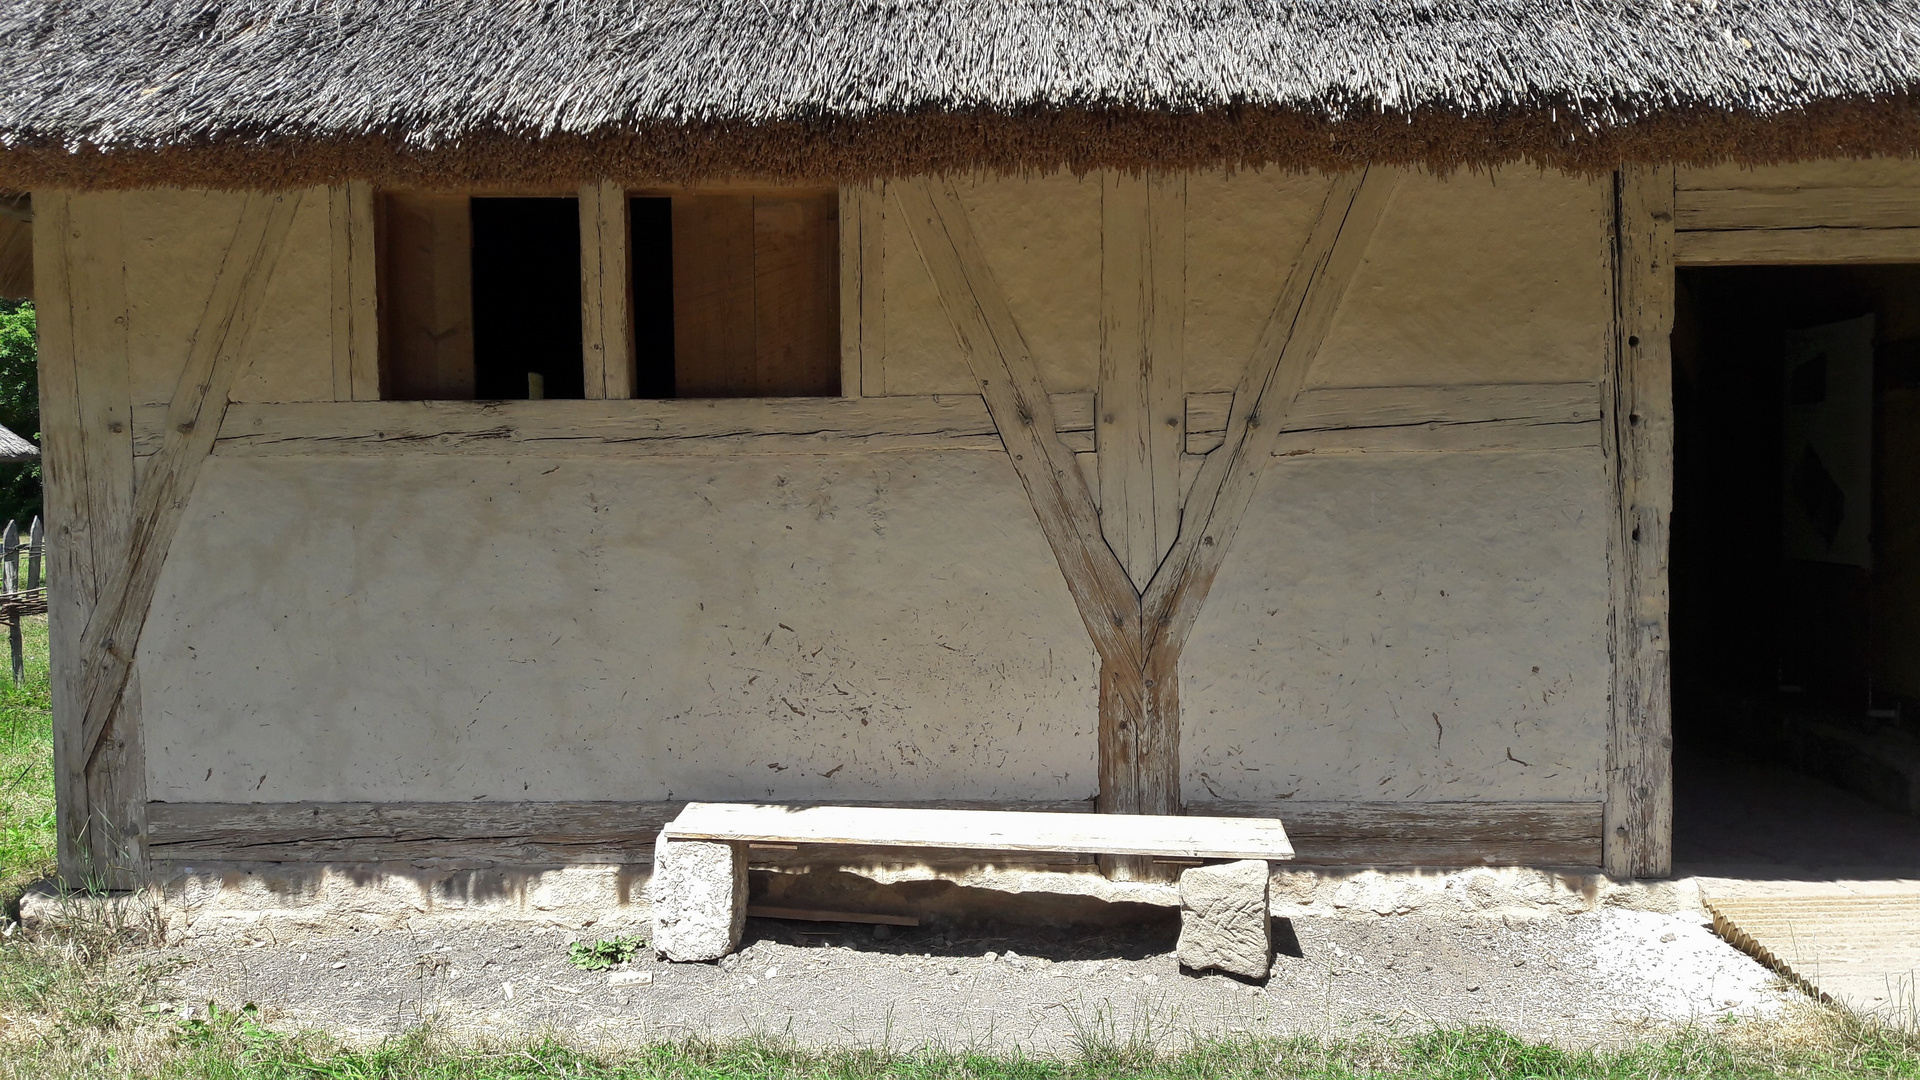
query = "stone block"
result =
(1177, 859, 1272, 979)
(650, 837, 746, 961)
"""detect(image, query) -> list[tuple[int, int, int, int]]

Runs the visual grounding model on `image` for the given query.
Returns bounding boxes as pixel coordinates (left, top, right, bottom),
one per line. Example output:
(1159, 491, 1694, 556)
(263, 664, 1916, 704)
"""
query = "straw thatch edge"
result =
(7, 96, 1920, 190)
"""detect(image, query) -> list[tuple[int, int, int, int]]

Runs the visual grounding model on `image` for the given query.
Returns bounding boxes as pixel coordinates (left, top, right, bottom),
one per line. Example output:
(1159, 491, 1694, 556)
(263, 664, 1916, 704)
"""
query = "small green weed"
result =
(566, 934, 647, 971)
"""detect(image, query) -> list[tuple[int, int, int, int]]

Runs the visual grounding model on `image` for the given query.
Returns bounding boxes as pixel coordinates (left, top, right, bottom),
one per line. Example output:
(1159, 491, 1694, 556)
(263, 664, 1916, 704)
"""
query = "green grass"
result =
(0, 1011, 1915, 1080)
(0, 611, 52, 913)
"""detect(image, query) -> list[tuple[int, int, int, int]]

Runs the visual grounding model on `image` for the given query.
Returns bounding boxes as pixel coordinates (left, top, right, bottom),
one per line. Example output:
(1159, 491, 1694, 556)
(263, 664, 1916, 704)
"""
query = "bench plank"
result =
(660, 803, 1294, 860)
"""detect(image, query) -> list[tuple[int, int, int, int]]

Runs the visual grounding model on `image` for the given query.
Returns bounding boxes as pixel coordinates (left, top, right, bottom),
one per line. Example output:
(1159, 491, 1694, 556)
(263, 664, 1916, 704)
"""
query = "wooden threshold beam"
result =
(145, 799, 1602, 869)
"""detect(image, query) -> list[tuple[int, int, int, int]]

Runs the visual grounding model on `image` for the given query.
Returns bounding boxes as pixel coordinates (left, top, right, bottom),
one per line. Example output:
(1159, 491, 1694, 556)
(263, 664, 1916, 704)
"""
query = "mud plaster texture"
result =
(139, 908, 1799, 1052)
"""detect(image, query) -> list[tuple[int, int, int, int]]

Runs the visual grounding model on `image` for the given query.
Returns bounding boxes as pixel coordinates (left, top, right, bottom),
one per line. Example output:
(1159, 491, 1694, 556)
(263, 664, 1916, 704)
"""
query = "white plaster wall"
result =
(879, 168, 1610, 397)
(1181, 449, 1611, 803)
(139, 452, 1099, 803)
(123, 188, 334, 405)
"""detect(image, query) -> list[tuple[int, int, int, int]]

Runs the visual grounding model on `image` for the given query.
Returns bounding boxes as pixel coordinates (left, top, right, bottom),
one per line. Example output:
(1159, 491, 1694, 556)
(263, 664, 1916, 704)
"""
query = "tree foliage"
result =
(0, 300, 38, 527)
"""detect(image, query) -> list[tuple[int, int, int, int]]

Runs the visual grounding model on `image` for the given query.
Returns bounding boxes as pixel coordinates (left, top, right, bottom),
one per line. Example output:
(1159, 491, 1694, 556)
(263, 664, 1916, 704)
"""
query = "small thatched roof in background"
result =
(2, 0, 1920, 186)
(0, 422, 35, 463)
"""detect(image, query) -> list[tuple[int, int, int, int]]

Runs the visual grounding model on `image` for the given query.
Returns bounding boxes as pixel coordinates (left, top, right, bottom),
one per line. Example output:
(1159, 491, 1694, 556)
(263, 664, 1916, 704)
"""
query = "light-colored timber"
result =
(1673, 226, 1920, 265)
(1604, 165, 1676, 879)
(1675, 185, 1920, 231)
(665, 802, 1295, 859)
(1098, 170, 1186, 592)
(579, 180, 636, 400)
(328, 182, 380, 401)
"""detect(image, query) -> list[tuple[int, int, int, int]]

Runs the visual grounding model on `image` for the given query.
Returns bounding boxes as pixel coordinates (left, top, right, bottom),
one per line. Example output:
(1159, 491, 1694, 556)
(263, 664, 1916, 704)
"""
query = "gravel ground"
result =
(140, 908, 1800, 1052)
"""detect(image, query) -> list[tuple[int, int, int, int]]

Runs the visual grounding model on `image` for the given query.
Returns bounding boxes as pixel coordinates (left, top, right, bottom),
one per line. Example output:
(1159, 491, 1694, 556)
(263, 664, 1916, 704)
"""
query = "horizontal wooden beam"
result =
(147, 798, 1601, 869)
(131, 383, 1597, 462)
(1674, 227, 1920, 266)
(1675, 185, 1920, 231)
(1187, 382, 1599, 454)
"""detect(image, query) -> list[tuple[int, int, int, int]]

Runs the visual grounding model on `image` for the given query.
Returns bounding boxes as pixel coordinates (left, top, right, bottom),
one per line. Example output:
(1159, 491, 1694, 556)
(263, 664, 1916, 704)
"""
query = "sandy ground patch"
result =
(135, 907, 1801, 1053)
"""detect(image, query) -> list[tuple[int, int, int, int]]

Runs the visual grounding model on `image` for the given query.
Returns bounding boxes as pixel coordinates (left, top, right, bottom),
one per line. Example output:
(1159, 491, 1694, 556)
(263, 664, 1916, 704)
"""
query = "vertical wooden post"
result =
(36, 191, 140, 886)
(1098, 172, 1186, 592)
(1605, 165, 1677, 879)
(580, 181, 635, 400)
(329, 181, 381, 401)
(840, 183, 886, 397)
(27, 515, 42, 590)
(5, 519, 20, 684)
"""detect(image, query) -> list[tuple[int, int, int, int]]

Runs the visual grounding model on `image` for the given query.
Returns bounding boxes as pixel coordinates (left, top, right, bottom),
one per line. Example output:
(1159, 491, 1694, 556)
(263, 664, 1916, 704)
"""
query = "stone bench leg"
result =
(1176, 859, 1272, 979)
(650, 836, 747, 962)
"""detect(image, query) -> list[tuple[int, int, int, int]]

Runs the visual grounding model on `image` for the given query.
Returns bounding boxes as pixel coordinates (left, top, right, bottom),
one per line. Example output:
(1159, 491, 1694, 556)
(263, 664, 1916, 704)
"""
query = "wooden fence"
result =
(1, 516, 44, 682)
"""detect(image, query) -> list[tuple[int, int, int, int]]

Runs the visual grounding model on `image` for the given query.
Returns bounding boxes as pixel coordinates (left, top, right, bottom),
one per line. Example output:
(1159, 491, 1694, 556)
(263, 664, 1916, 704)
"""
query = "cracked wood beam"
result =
(1605, 165, 1676, 879)
(74, 191, 304, 792)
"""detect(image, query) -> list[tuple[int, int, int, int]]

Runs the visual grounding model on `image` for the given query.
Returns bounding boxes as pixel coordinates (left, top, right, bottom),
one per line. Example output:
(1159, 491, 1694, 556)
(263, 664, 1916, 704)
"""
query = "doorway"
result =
(1670, 264, 1920, 870)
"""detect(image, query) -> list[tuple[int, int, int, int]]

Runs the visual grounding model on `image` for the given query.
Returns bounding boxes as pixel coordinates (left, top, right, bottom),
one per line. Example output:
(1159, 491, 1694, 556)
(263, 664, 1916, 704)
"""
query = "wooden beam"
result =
(840, 183, 886, 397)
(1144, 169, 1399, 658)
(75, 191, 305, 777)
(37, 193, 144, 886)
(1675, 185, 1920, 231)
(663, 802, 1293, 860)
(145, 799, 1599, 869)
(328, 182, 380, 401)
(129, 384, 1596, 461)
(1674, 227, 1920, 265)
(1606, 165, 1676, 879)
(893, 179, 1141, 670)
(579, 181, 635, 400)
(1098, 172, 1186, 591)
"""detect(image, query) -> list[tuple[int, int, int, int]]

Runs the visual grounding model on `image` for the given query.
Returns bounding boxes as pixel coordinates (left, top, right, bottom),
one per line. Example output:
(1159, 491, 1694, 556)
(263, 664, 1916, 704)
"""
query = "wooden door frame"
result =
(1607, 164, 1920, 878)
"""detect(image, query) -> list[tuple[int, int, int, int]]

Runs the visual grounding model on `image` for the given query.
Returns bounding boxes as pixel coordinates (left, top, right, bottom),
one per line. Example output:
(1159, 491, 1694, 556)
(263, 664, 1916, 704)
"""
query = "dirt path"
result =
(142, 908, 1799, 1052)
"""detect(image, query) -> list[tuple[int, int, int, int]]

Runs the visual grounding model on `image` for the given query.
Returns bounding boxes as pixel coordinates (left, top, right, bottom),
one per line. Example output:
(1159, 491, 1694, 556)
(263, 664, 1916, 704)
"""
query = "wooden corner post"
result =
(898, 171, 1396, 878)
(1605, 165, 1677, 879)
(45, 190, 303, 887)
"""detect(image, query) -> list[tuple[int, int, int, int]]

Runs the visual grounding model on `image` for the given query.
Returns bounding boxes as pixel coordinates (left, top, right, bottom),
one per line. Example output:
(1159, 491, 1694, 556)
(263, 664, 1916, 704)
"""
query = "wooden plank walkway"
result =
(1708, 893, 1920, 1021)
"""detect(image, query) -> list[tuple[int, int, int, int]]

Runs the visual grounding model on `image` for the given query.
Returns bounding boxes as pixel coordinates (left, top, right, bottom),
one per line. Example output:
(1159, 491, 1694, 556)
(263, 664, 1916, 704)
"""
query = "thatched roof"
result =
(2, 0, 1920, 186)
(0, 422, 35, 462)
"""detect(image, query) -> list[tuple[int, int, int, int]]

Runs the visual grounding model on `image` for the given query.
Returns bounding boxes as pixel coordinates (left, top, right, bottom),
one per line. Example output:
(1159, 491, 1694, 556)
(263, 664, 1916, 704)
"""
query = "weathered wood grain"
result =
(129, 384, 1590, 459)
(1675, 185, 1920, 231)
(1144, 169, 1400, 659)
(1184, 382, 1599, 451)
(146, 799, 1599, 868)
(579, 181, 635, 400)
(33, 191, 90, 882)
(894, 179, 1141, 671)
(37, 193, 145, 885)
(1098, 172, 1185, 591)
(75, 192, 304, 787)
(328, 182, 380, 401)
(1605, 165, 1676, 879)
(1674, 227, 1920, 266)
(840, 183, 886, 397)
(663, 802, 1293, 860)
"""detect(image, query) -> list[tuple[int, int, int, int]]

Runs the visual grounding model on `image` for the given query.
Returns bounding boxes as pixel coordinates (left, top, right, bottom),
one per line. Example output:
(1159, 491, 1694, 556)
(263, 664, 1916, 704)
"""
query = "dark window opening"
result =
(471, 198, 583, 400)
(630, 197, 677, 400)
(379, 194, 582, 401)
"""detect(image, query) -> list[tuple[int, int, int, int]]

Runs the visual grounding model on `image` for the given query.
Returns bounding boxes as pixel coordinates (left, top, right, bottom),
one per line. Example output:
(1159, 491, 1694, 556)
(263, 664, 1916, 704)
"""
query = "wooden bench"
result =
(650, 802, 1294, 972)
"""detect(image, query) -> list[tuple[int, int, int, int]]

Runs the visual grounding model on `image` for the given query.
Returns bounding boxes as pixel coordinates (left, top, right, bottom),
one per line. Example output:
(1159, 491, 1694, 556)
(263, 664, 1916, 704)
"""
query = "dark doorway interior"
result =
(1672, 264, 1920, 868)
